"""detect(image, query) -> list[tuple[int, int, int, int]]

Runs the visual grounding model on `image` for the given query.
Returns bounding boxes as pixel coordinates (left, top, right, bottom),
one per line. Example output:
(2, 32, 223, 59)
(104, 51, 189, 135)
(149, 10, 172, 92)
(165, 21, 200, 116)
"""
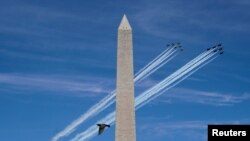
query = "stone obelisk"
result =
(115, 15, 136, 141)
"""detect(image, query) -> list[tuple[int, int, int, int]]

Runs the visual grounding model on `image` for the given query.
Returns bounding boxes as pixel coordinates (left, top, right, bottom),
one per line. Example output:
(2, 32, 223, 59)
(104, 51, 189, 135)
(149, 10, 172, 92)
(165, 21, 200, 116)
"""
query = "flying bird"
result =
(97, 124, 110, 135)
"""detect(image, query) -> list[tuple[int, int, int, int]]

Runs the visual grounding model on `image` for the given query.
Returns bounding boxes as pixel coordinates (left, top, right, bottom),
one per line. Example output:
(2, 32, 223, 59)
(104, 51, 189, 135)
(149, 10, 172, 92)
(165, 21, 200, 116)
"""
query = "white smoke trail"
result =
(151, 55, 218, 102)
(134, 45, 172, 76)
(138, 48, 217, 101)
(71, 112, 115, 141)
(52, 90, 116, 140)
(52, 45, 180, 141)
(70, 49, 220, 141)
(136, 52, 218, 108)
(134, 47, 177, 82)
(135, 49, 217, 106)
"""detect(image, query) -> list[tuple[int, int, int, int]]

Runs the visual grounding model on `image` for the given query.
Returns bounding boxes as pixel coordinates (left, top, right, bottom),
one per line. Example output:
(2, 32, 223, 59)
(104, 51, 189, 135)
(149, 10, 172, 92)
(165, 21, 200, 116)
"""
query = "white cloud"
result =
(0, 73, 113, 96)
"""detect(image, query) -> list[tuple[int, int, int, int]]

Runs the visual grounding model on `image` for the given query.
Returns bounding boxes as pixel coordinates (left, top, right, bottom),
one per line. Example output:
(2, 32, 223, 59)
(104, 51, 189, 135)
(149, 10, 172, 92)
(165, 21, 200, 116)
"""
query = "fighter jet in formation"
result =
(175, 45, 183, 51)
(167, 42, 183, 51)
(207, 46, 217, 51)
(97, 124, 110, 135)
(218, 47, 223, 51)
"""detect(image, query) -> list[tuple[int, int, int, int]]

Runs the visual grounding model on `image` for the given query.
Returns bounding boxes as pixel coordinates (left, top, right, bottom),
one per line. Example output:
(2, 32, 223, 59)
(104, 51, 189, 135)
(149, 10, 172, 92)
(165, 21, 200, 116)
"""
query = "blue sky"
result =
(0, 0, 250, 141)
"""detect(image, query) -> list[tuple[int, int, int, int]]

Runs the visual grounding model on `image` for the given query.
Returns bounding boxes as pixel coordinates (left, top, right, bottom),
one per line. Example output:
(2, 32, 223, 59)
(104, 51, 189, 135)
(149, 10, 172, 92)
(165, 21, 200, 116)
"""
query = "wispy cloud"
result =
(186, 76, 207, 82)
(220, 72, 250, 84)
(0, 48, 67, 63)
(132, 0, 250, 43)
(0, 3, 118, 41)
(137, 79, 159, 88)
(159, 88, 250, 106)
(138, 115, 172, 121)
(139, 120, 206, 140)
(139, 119, 250, 141)
(0, 73, 113, 96)
(0, 3, 117, 57)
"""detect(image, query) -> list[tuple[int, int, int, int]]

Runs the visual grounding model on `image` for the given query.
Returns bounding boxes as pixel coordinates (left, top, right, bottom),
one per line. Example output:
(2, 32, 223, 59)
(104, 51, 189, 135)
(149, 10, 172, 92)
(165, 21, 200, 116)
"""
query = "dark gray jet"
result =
(217, 43, 222, 47)
(97, 124, 110, 135)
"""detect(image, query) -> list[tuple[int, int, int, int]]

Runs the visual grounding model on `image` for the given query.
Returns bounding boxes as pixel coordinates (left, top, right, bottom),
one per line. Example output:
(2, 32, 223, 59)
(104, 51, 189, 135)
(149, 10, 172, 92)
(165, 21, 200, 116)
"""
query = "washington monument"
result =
(115, 15, 136, 141)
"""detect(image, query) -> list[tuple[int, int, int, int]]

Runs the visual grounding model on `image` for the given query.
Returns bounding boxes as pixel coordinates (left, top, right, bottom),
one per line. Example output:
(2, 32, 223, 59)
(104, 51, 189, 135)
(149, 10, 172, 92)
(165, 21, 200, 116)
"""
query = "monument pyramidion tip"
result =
(118, 14, 132, 30)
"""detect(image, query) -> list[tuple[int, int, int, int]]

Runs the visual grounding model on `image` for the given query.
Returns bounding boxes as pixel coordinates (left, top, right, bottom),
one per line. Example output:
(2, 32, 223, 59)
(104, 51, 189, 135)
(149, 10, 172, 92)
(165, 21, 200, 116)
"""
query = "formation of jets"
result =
(97, 124, 110, 135)
(207, 43, 224, 54)
(167, 42, 183, 51)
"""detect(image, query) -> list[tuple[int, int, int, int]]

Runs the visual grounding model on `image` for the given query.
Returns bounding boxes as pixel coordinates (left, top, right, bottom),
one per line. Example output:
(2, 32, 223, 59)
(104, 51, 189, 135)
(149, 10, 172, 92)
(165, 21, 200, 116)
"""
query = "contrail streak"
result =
(134, 47, 178, 82)
(136, 52, 218, 109)
(136, 48, 218, 107)
(70, 48, 221, 141)
(134, 45, 172, 76)
(52, 44, 181, 141)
